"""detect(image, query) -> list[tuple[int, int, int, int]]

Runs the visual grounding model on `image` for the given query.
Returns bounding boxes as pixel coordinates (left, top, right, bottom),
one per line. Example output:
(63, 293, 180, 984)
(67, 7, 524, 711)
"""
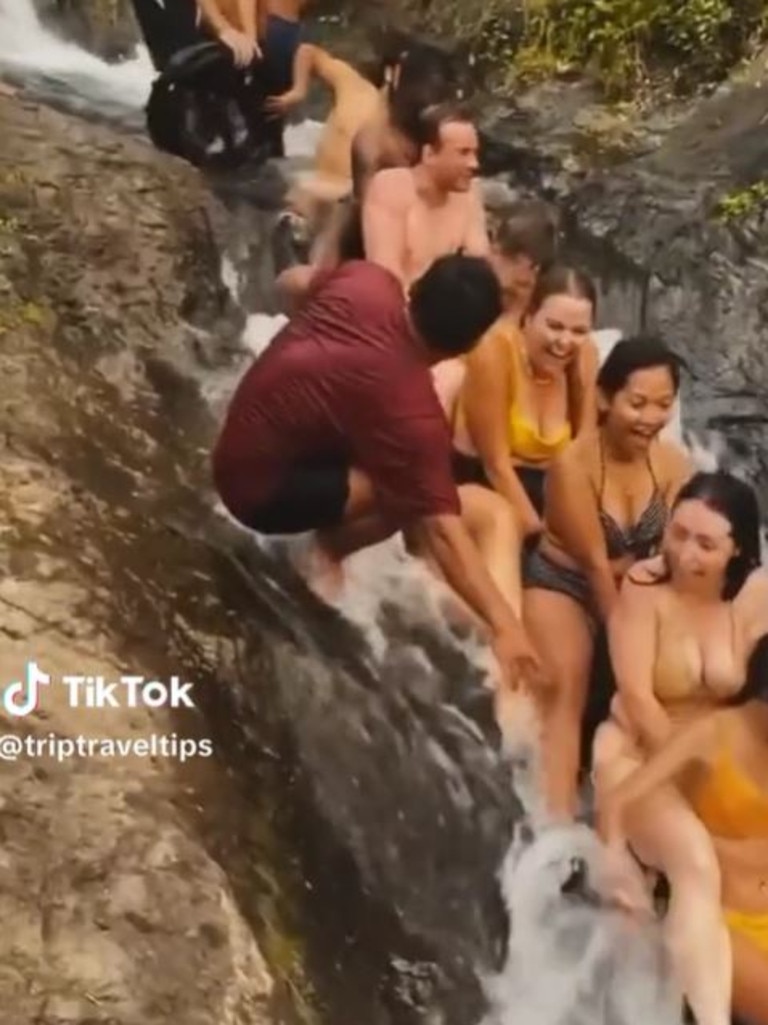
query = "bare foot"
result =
(302, 537, 345, 603)
(0, 82, 17, 98)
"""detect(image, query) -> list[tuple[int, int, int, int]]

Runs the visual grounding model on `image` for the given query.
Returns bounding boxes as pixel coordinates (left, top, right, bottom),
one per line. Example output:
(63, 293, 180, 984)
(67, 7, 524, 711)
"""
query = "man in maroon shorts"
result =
(213, 254, 540, 686)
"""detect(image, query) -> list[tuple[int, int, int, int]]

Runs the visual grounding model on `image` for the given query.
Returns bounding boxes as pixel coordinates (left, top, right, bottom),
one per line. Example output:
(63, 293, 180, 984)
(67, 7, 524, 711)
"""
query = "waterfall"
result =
(0, 0, 154, 110)
(0, 9, 695, 1022)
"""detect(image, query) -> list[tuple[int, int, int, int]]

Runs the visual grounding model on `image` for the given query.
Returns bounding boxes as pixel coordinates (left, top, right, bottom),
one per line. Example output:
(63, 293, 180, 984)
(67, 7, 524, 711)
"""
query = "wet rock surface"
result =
(476, 62, 768, 504)
(0, 93, 520, 1025)
(33, 0, 140, 61)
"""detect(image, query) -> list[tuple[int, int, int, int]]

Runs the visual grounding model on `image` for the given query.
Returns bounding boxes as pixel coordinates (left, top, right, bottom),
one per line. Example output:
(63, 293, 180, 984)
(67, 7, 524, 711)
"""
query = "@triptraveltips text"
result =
(2, 660, 196, 718)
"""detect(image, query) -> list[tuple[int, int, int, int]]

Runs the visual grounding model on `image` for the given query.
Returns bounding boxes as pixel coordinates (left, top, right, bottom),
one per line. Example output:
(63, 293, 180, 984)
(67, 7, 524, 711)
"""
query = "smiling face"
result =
(524, 292, 593, 376)
(664, 499, 737, 591)
(422, 119, 479, 192)
(600, 365, 677, 452)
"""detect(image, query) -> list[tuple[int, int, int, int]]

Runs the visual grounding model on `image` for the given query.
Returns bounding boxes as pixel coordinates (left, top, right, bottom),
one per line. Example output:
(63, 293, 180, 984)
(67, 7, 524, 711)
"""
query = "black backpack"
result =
(145, 40, 274, 170)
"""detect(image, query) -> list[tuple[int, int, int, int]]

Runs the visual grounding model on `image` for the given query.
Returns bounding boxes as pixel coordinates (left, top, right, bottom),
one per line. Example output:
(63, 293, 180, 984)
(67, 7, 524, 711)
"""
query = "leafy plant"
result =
(512, 0, 768, 97)
(715, 180, 768, 222)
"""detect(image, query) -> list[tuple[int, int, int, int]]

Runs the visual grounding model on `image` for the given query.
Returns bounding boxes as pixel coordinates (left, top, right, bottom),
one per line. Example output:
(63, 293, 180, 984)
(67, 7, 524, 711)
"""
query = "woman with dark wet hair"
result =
(593, 471, 768, 1025)
(598, 629, 768, 1025)
(521, 337, 693, 819)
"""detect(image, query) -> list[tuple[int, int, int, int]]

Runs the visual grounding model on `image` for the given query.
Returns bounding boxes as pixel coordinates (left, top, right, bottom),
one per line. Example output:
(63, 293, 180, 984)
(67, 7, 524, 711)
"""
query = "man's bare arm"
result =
(361, 169, 408, 283)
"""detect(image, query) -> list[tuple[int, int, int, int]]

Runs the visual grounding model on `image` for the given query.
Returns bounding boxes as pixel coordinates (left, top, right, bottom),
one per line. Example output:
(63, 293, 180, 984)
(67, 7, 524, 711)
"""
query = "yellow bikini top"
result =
(688, 746, 768, 839)
(453, 319, 572, 465)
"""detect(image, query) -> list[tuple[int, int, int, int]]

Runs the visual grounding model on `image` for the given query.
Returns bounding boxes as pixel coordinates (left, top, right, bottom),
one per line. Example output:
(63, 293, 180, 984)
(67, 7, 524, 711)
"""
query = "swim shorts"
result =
(262, 14, 303, 94)
(242, 458, 350, 535)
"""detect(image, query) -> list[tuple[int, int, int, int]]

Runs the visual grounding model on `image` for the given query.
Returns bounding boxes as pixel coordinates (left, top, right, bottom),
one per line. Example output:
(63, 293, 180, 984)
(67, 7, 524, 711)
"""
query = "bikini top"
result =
(453, 321, 572, 464)
(594, 434, 667, 560)
(687, 744, 768, 839)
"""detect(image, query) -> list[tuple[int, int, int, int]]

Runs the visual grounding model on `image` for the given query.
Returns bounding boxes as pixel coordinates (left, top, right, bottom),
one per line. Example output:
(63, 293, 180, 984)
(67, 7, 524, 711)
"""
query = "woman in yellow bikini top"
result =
(600, 634, 768, 1025)
(451, 262, 599, 538)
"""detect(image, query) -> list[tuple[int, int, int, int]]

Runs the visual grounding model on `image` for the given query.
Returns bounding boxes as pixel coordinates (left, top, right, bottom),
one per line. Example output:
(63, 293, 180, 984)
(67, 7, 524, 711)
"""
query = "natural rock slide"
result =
(2, 3, 768, 1024)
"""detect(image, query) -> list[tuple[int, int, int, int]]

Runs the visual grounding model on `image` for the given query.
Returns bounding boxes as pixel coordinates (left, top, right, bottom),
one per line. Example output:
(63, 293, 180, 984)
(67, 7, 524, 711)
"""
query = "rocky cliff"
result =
(0, 86, 521, 1025)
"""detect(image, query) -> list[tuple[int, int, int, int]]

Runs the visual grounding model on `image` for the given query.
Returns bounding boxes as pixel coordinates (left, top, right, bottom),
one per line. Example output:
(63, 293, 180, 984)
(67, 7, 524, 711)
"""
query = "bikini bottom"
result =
(726, 908, 768, 955)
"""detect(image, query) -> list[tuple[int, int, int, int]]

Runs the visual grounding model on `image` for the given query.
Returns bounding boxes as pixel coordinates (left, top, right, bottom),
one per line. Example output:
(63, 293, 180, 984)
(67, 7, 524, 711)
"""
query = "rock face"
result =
(34, 0, 140, 60)
(476, 65, 768, 505)
(0, 90, 521, 1025)
(0, 93, 273, 1025)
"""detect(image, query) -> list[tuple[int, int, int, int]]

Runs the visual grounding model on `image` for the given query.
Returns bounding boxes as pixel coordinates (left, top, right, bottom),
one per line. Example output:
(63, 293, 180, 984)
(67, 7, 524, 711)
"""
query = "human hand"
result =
(264, 88, 305, 115)
(220, 27, 258, 67)
(600, 839, 653, 917)
(491, 624, 545, 691)
(518, 506, 543, 540)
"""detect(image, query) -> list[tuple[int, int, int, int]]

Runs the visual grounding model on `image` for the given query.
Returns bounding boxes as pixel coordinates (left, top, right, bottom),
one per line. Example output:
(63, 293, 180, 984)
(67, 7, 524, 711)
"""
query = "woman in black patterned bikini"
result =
(519, 337, 693, 820)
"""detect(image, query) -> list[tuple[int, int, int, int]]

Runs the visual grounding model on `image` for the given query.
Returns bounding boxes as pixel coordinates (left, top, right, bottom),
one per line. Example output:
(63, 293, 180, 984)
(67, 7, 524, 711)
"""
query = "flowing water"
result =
(0, 6, 698, 1024)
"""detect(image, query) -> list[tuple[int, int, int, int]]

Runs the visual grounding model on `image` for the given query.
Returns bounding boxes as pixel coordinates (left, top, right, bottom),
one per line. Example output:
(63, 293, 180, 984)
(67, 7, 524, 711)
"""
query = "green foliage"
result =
(514, 0, 768, 97)
(715, 180, 768, 222)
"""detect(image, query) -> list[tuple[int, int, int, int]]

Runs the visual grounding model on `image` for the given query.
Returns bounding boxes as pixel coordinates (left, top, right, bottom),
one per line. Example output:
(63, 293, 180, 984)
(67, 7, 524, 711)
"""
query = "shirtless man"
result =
(361, 101, 490, 414)
(362, 101, 489, 287)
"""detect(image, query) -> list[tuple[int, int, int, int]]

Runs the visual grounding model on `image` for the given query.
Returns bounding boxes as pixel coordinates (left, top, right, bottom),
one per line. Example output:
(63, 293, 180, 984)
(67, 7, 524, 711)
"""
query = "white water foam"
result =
(0, 0, 154, 108)
(0, 0, 323, 162)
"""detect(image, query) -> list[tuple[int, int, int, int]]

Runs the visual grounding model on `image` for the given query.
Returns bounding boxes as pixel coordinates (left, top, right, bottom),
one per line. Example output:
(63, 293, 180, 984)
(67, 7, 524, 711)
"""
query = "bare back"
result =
(313, 61, 381, 184)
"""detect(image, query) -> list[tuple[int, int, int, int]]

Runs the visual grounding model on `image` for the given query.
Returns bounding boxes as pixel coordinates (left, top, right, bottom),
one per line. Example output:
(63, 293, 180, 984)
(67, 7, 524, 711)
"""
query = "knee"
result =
(591, 720, 624, 772)
(670, 837, 721, 897)
(460, 485, 520, 544)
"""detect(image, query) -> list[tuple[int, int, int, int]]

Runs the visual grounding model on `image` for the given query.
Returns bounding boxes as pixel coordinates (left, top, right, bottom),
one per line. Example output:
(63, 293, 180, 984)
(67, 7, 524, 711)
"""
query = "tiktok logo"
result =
(2, 661, 50, 718)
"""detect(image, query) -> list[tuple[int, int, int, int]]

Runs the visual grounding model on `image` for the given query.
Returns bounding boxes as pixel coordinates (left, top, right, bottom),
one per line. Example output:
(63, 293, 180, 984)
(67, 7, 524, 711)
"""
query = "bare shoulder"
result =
(367, 166, 414, 199)
(625, 555, 666, 590)
(653, 437, 694, 480)
(738, 569, 768, 628)
(555, 430, 598, 474)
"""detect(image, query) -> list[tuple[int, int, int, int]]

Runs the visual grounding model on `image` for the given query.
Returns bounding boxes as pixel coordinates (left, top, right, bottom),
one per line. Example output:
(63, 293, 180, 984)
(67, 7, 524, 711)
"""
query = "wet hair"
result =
(409, 254, 502, 357)
(730, 632, 768, 704)
(597, 335, 682, 401)
(524, 264, 597, 321)
(637, 471, 763, 600)
(372, 30, 461, 141)
(415, 101, 476, 150)
(495, 201, 559, 269)
(672, 471, 762, 600)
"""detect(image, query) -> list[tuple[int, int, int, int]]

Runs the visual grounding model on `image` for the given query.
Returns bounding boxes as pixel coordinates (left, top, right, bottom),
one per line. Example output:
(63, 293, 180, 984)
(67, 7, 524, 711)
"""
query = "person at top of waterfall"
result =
(267, 45, 382, 228)
(452, 258, 600, 536)
(349, 33, 463, 196)
(212, 254, 543, 687)
(196, 0, 309, 152)
(273, 37, 463, 287)
(594, 505, 768, 1025)
(520, 336, 693, 820)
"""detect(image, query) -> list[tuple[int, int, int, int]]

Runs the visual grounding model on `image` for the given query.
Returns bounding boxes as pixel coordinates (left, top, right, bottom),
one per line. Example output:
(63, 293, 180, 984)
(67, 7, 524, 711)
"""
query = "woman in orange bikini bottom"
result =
(598, 635, 768, 1024)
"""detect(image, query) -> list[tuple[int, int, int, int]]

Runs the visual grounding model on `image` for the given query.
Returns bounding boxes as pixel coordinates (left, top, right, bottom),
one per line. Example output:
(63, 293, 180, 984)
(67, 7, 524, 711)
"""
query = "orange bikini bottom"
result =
(725, 908, 768, 956)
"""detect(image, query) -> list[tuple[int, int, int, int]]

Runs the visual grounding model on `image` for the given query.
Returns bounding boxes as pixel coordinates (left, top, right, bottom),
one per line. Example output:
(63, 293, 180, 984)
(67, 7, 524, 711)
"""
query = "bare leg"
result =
(731, 930, 768, 1025)
(304, 469, 393, 599)
(523, 587, 593, 820)
(593, 731, 732, 1025)
(459, 484, 522, 613)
